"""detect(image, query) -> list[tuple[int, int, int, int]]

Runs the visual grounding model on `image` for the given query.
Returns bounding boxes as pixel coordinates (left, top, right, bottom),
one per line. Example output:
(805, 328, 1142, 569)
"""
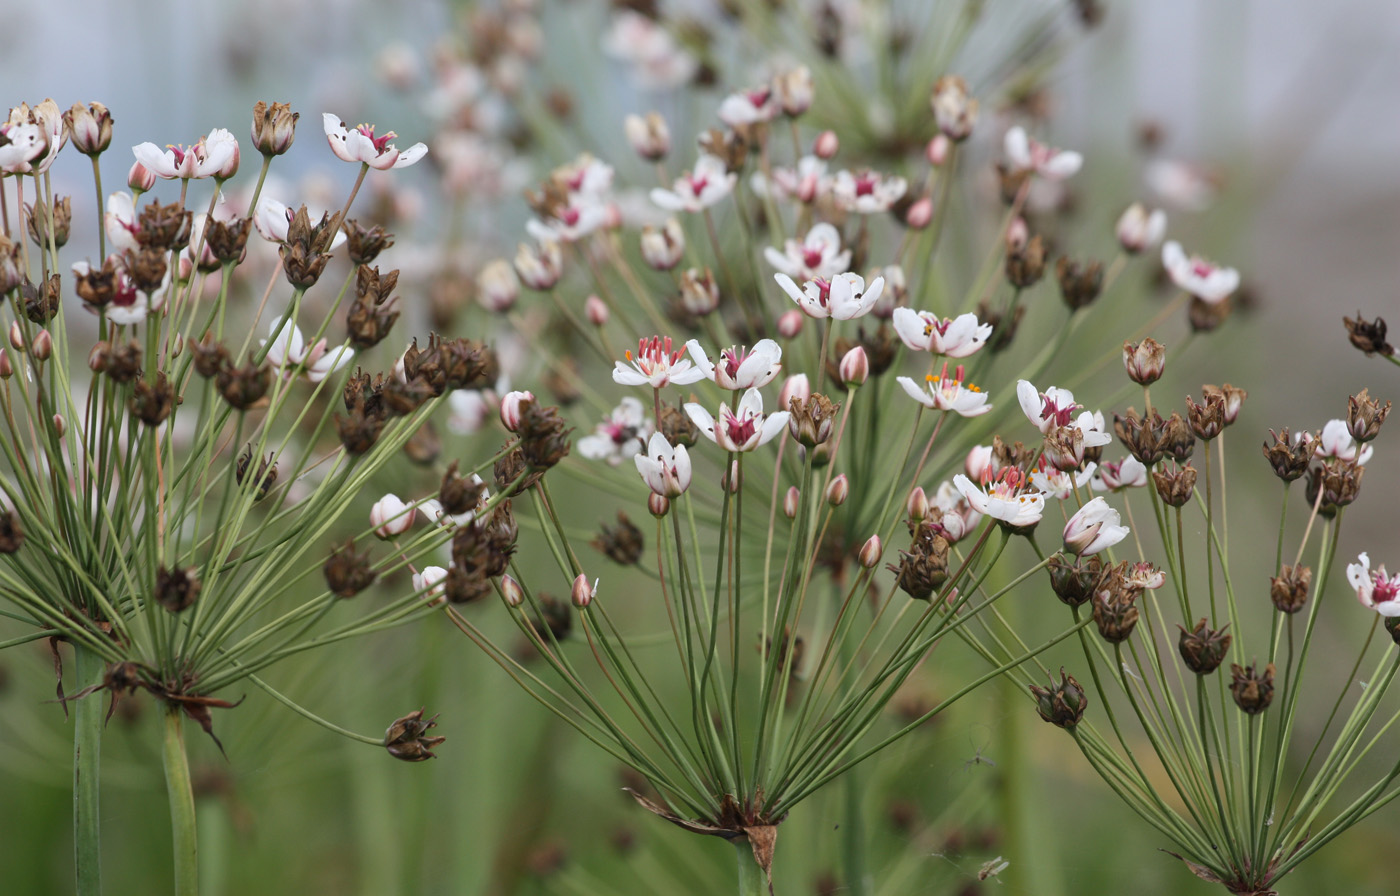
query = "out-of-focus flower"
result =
(1003, 126, 1081, 181)
(499, 390, 533, 432)
(370, 494, 416, 538)
(1348, 553, 1400, 616)
(686, 339, 782, 391)
(892, 309, 992, 357)
(477, 259, 520, 312)
(105, 192, 141, 253)
(413, 567, 448, 603)
(613, 336, 706, 388)
(635, 432, 692, 497)
(579, 397, 652, 466)
(685, 388, 790, 453)
(640, 218, 686, 270)
(775, 67, 814, 116)
(1092, 456, 1148, 491)
(774, 271, 884, 320)
(624, 112, 670, 161)
(953, 468, 1045, 528)
(262, 317, 354, 383)
(897, 365, 991, 417)
(650, 154, 737, 213)
(930, 480, 982, 543)
(1145, 158, 1218, 211)
(132, 128, 239, 180)
(931, 76, 977, 141)
(1314, 419, 1373, 465)
(322, 113, 427, 170)
(754, 156, 828, 204)
(831, 169, 907, 214)
(1161, 241, 1239, 304)
(601, 11, 697, 90)
(513, 239, 563, 290)
(1031, 464, 1097, 501)
(1062, 497, 1129, 556)
(1116, 203, 1167, 254)
(718, 85, 776, 128)
(11, 100, 66, 173)
(764, 223, 850, 281)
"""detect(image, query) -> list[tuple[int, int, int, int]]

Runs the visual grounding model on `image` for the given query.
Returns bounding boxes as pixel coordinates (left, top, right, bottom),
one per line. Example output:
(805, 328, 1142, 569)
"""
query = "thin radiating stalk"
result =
(161, 707, 198, 896)
(73, 642, 103, 896)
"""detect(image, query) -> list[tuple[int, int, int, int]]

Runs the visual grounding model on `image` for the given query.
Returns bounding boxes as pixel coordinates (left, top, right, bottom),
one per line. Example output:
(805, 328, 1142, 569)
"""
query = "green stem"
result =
(842, 766, 868, 896)
(162, 707, 199, 896)
(73, 642, 103, 896)
(735, 841, 764, 896)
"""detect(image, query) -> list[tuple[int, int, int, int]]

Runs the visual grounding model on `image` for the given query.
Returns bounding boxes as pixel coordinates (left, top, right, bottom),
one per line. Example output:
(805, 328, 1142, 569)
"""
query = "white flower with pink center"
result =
(1161, 241, 1239, 304)
(253, 197, 348, 250)
(897, 364, 992, 417)
(718, 86, 777, 127)
(1003, 126, 1082, 181)
(526, 200, 611, 244)
(685, 339, 782, 391)
(929, 480, 982, 543)
(1314, 419, 1373, 465)
(953, 468, 1045, 528)
(1031, 463, 1097, 501)
(578, 397, 653, 466)
(774, 271, 884, 320)
(1092, 456, 1148, 491)
(322, 113, 427, 170)
(892, 309, 993, 357)
(635, 432, 692, 497)
(613, 336, 707, 388)
(650, 154, 737, 213)
(764, 223, 850, 281)
(756, 155, 828, 204)
(1062, 497, 1130, 556)
(133, 128, 239, 180)
(602, 11, 697, 90)
(1116, 203, 1167, 254)
(685, 388, 790, 453)
(1348, 553, 1400, 616)
(831, 169, 907, 214)
(1017, 380, 1081, 434)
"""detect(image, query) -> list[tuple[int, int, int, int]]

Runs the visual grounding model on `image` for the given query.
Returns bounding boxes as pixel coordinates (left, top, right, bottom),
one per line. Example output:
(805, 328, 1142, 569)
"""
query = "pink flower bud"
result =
(413, 566, 447, 605)
(905, 197, 933, 230)
(31, 329, 52, 360)
(926, 134, 951, 166)
(215, 140, 240, 181)
(813, 130, 839, 159)
(722, 459, 740, 494)
(648, 493, 671, 517)
(89, 342, 109, 372)
(965, 445, 993, 481)
(779, 374, 810, 411)
(585, 294, 609, 326)
(501, 574, 524, 607)
(9, 322, 25, 352)
(370, 494, 416, 538)
(906, 486, 929, 521)
(1006, 217, 1029, 251)
(777, 309, 804, 339)
(0, 349, 12, 378)
(784, 486, 800, 518)
(825, 473, 849, 506)
(571, 573, 597, 608)
(838, 346, 868, 386)
(859, 535, 882, 569)
(52, 414, 65, 436)
(128, 160, 156, 193)
(499, 390, 534, 432)
(476, 259, 519, 312)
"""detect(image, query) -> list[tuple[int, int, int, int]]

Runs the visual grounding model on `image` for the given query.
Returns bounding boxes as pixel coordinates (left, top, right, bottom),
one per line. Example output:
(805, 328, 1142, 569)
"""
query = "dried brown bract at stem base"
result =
(1152, 462, 1197, 507)
(323, 539, 376, 597)
(155, 566, 201, 613)
(130, 372, 176, 426)
(788, 393, 838, 447)
(1177, 619, 1231, 674)
(384, 708, 445, 761)
(235, 446, 277, 500)
(1270, 565, 1312, 614)
(1047, 553, 1105, 607)
(1030, 668, 1087, 728)
(343, 219, 394, 265)
(1263, 429, 1312, 481)
(1344, 312, 1393, 357)
(1055, 256, 1102, 309)
(215, 358, 271, 410)
(1305, 460, 1363, 517)
(1347, 388, 1391, 443)
(1230, 661, 1276, 714)
(592, 512, 644, 565)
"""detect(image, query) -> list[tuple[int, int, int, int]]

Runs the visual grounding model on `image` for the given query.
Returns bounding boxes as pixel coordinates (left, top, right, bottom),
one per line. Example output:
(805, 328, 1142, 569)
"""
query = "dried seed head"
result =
(279, 206, 341, 288)
(1344, 312, 1393, 357)
(1005, 233, 1046, 288)
(1092, 584, 1139, 643)
(1187, 295, 1231, 332)
(1229, 662, 1275, 715)
(439, 463, 486, 516)
(337, 395, 385, 454)
(0, 510, 24, 554)
(1305, 460, 1364, 517)
(130, 372, 176, 427)
(1055, 256, 1103, 310)
(889, 525, 949, 601)
(1177, 618, 1232, 675)
(787, 392, 838, 447)
(1161, 412, 1196, 462)
(1270, 565, 1312, 614)
(1047, 554, 1106, 608)
(216, 358, 272, 410)
(1262, 429, 1313, 482)
(1029, 668, 1087, 729)
(1114, 408, 1169, 467)
(1347, 388, 1391, 443)
(251, 100, 298, 156)
(931, 75, 978, 141)
(235, 446, 278, 500)
(591, 512, 644, 565)
(343, 220, 395, 266)
(65, 102, 113, 156)
(27, 196, 71, 249)
(23, 274, 61, 324)
(1203, 383, 1246, 425)
(101, 340, 142, 384)
(155, 566, 201, 613)
(1122, 338, 1165, 386)
(1151, 462, 1197, 507)
(1185, 392, 1225, 441)
(136, 200, 192, 251)
(659, 401, 700, 448)
(384, 708, 445, 762)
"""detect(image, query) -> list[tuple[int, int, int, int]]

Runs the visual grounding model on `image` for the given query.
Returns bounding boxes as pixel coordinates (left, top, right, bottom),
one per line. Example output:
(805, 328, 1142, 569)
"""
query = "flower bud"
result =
(214, 139, 240, 181)
(813, 130, 839, 159)
(370, 494, 416, 538)
(476, 258, 520, 312)
(499, 574, 524, 607)
(1046, 554, 1105, 607)
(128, 160, 156, 193)
(859, 535, 882, 569)
(52, 414, 65, 436)
(514, 240, 563, 290)
(66, 102, 113, 156)
(777, 309, 804, 339)
(1229, 661, 1276, 715)
(500, 390, 534, 432)
(89, 342, 109, 372)
(1029, 668, 1087, 729)
(906, 486, 929, 521)
(8, 321, 24, 352)
(413, 567, 448, 606)
(1347, 388, 1391, 443)
(930, 75, 978, 141)
(678, 267, 719, 315)
(905, 197, 933, 230)
(571, 573, 597, 608)
(585, 294, 609, 326)
(1122, 338, 1165, 385)
(775, 66, 814, 117)
(926, 134, 950, 166)
(0, 349, 12, 378)
(838, 346, 868, 386)
(647, 493, 670, 517)
(624, 112, 670, 161)
(1116, 203, 1166, 255)
(965, 445, 993, 481)
(825, 474, 849, 506)
(779, 374, 810, 411)
(784, 486, 800, 519)
(722, 460, 740, 494)
(31, 329, 52, 360)
(251, 100, 298, 156)
(640, 219, 685, 270)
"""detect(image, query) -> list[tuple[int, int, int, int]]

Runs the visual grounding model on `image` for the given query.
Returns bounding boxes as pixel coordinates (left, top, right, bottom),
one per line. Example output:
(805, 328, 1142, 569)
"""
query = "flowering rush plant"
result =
(0, 99, 494, 895)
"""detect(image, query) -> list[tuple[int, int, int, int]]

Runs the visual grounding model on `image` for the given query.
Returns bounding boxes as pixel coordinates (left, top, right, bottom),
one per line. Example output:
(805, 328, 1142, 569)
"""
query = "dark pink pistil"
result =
(854, 174, 877, 197)
(1040, 395, 1077, 427)
(802, 248, 824, 269)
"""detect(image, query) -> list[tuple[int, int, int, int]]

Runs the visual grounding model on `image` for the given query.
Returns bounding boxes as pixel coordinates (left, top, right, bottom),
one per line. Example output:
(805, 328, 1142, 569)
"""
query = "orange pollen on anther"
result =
(625, 350, 633, 360)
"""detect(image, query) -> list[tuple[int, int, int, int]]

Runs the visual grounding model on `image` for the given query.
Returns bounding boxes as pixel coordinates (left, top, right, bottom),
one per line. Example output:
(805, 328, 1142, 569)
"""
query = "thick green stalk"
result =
(735, 841, 764, 896)
(73, 642, 103, 896)
(162, 707, 198, 896)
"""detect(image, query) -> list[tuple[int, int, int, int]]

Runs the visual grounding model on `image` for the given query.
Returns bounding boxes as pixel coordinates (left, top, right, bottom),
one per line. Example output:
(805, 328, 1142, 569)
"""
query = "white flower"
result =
(754, 155, 828, 204)
(640, 218, 686, 270)
(897, 365, 991, 417)
(1145, 158, 1217, 211)
(1003, 126, 1082, 181)
(1016, 380, 1081, 433)
(132, 128, 239, 179)
(929, 480, 982, 543)
(685, 388, 790, 453)
(322, 113, 427, 170)
(601, 11, 697, 90)
(650, 154, 737, 213)
(892, 309, 992, 357)
(1348, 553, 1400, 616)
(262, 317, 355, 382)
(578, 397, 652, 466)
(370, 493, 416, 538)
(525, 200, 611, 244)
(635, 432, 692, 497)
(447, 387, 498, 435)
(831, 169, 907, 214)
(0, 120, 45, 173)
(1314, 419, 1373, 465)
(764, 223, 850, 281)
(413, 566, 448, 603)
(1161, 241, 1239, 304)
(774, 271, 884, 320)
(953, 469, 1045, 528)
(513, 240, 564, 290)
(104, 192, 141, 253)
(685, 339, 782, 391)
(717, 86, 777, 127)
(1062, 497, 1130, 556)
(253, 197, 348, 249)
(1092, 456, 1148, 491)
(1031, 464, 1097, 501)
(1116, 203, 1167, 254)
(613, 335, 707, 388)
